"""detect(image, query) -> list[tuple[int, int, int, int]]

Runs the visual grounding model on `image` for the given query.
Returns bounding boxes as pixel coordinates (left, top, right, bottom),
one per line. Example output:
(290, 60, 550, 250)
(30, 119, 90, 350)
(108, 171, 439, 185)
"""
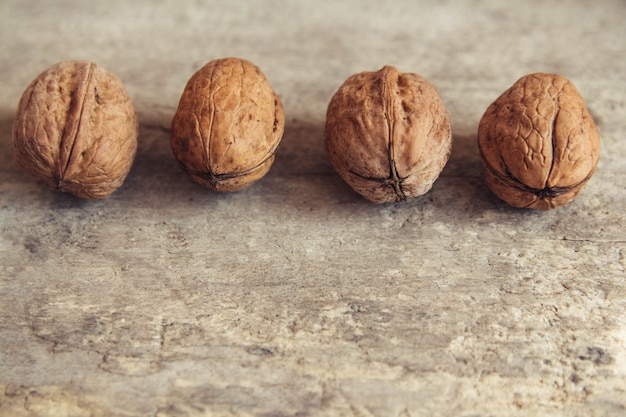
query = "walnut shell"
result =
(170, 57, 285, 192)
(325, 66, 452, 204)
(13, 61, 138, 199)
(478, 73, 600, 210)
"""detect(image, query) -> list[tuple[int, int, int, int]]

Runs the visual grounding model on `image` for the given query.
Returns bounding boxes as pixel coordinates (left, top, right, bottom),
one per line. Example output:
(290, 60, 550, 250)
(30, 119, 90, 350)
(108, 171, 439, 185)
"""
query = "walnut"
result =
(478, 73, 600, 210)
(13, 61, 138, 199)
(325, 65, 452, 204)
(170, 57, 285, 192)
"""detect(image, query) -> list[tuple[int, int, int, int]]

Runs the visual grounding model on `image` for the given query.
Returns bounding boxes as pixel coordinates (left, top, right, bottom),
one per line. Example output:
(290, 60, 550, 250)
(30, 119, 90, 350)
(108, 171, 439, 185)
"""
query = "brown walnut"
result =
(170, 57, 285, 192)
(13, 61, 138, 199)
(478, 73, 600, 210)
(325, 66, 452, 204)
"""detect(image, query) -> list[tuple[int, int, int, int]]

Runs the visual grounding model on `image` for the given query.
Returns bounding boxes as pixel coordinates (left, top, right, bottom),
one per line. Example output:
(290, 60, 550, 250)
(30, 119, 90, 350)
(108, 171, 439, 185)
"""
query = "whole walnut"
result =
(170, 57, 285, 192)
(13, 61, 138, 199)
(325, 65, 452, 204)
(478, 73, 600, 210)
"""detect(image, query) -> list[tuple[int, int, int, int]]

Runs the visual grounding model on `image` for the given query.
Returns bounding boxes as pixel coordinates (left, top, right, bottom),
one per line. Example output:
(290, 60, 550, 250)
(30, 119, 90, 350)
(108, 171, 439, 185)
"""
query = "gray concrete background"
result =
(1, 0, 625, 415)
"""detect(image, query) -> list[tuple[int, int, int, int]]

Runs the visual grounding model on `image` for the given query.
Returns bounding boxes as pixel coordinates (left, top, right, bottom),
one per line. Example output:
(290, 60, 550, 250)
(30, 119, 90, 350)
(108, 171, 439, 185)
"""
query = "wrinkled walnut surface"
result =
(478, 73, 600, 210)
(170, 57, 285, 192)
(13, 61, 138, 199)
(325, 66, 452, 204)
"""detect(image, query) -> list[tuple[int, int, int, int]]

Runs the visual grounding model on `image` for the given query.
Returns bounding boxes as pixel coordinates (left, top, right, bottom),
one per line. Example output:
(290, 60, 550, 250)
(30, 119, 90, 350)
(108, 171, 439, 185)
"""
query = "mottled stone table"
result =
(1, 1, 625, 416)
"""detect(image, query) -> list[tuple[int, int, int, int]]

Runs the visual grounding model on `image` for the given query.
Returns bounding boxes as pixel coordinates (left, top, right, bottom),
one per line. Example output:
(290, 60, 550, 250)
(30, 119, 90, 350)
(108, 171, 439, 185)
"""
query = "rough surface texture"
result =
(478, 73, 600, 210)
(13, 61, 138, 199)
(171, 57, 285, 192)
(1, 1, 625, 416)
(325, 66, 451, 203)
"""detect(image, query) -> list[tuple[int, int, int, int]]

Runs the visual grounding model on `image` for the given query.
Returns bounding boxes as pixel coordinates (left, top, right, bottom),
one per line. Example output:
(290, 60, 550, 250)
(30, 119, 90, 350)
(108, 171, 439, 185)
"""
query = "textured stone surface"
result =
(1, 0, 625, 416)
